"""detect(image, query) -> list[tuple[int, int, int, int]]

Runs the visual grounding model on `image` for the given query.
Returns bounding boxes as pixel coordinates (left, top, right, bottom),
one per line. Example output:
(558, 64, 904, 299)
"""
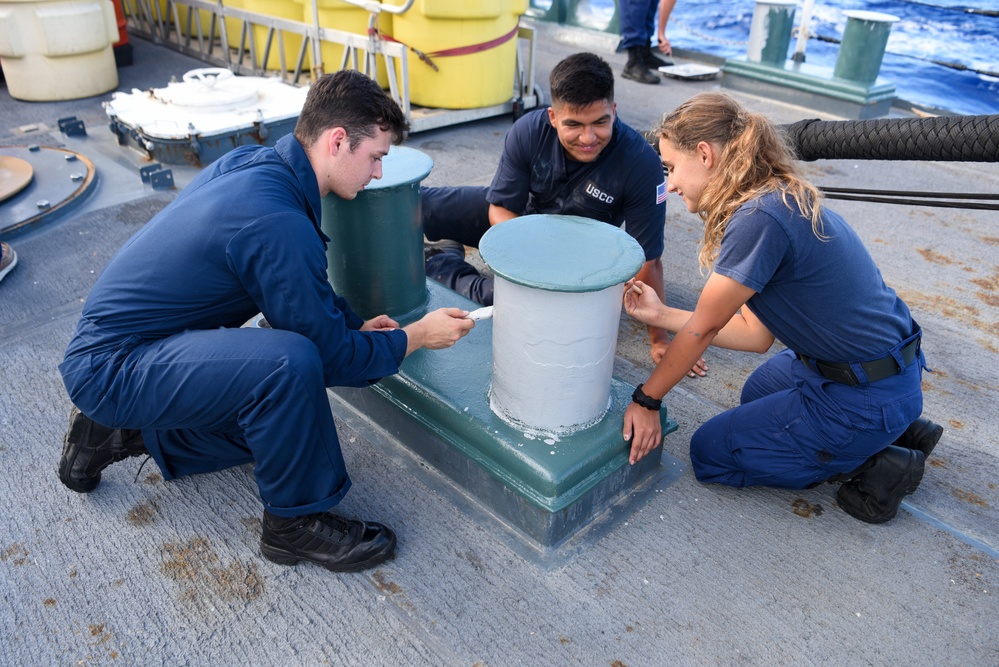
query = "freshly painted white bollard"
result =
(479, 214, 645, 433)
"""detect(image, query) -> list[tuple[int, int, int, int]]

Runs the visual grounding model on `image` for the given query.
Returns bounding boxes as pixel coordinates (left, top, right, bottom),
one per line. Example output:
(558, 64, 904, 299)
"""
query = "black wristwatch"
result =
(632, 383, 663, 411)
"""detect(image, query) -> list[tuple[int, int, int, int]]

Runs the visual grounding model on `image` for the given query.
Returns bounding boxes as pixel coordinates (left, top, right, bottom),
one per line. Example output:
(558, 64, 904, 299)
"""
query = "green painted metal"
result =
(759, 5, 795, 66)
(834, 11, 899, 85)
(526, 0, 566, 23)
(722, 57, 897, 119)
(321, 146, 433, 323)
(367, 280, 679, 514)
(478, 214, 644, 293)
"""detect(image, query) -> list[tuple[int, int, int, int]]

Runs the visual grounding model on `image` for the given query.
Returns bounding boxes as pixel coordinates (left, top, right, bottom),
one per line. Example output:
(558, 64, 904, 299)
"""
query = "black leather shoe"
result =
(424, 238, 465, 262)
(59, 407, 147, 493)
(622, 48, 660, 84)
(836, 445, 925, 524)
(893, 417, 944, 457)
(260, 510, 397, 573)
(641, 45, 673, 68)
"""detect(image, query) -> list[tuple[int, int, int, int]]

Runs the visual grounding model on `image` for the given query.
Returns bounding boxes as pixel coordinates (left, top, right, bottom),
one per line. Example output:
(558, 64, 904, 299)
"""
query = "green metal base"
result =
(721, 57, 897, 120)
(332, 280, 680, 549)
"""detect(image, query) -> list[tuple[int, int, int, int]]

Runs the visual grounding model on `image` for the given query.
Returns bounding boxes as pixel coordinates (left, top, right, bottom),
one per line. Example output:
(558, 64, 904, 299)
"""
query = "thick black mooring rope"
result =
(783, 114, 999, 163)
(781, 115, 999, 211)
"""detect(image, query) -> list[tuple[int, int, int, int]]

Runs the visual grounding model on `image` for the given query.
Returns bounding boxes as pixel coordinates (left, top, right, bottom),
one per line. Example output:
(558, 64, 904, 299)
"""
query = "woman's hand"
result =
(623, 402, 663, 464)
(623, 280, 664, 327)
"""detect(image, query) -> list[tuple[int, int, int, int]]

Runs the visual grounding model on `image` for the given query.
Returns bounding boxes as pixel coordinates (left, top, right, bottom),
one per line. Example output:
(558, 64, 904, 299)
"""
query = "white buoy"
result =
(479, 215, 645, 433)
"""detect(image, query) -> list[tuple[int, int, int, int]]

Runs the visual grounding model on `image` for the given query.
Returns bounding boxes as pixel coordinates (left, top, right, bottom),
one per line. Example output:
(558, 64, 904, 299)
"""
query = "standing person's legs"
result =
(617, 0, 661, 83)
(643, 0, 657, 42)
(616, 0, 649, 50)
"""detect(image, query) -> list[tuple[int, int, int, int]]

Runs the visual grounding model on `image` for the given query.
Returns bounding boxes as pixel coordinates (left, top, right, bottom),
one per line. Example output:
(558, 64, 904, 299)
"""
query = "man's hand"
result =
(361, 314, 399, 332)
(403, 308, 475, 355)
(623, 402, 662, 464)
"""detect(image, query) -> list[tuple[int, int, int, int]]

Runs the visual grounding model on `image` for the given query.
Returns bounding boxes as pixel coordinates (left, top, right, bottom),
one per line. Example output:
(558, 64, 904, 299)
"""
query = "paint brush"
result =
(467, 306, 494, 321)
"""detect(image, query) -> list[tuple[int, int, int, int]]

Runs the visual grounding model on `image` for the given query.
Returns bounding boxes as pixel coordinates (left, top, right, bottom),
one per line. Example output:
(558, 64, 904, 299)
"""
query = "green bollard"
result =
(833, 10, 899, 85)
(747, 0, 797, 66)
(321, 146, 433, 323)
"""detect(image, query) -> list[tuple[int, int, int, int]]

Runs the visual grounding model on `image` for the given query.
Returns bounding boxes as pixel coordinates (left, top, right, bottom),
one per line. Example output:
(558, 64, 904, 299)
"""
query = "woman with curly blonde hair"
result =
(622, 93, 943, 523)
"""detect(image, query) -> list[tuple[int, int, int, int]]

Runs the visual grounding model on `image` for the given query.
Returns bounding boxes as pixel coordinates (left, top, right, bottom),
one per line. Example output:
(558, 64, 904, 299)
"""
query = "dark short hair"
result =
(549, 52, 614, 109)
(294, 70, 409, 149)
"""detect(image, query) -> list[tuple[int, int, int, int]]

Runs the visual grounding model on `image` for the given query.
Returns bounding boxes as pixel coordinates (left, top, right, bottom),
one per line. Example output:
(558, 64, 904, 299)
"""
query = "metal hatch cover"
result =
(105, 68, 310, 166)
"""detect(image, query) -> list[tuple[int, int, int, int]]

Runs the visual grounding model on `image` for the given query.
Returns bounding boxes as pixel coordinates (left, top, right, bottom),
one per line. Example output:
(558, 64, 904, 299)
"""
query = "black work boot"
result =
(836, 445, 925, 524)
(260, 510, 397, 573)
(641, 45, 673, 68)
(59, 407, 147, 493)
(622, 47, 660, 84)
(424, 238, 465, 262)
(892, 417, 944, 457)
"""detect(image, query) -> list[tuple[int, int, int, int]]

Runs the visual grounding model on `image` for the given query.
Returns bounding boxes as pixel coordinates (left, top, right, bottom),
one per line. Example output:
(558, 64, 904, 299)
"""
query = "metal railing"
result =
(120, 0, 539, 133)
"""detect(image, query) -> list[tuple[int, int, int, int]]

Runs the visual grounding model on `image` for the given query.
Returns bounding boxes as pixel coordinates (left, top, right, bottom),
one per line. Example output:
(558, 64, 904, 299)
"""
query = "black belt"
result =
(797, 337, 920, 387)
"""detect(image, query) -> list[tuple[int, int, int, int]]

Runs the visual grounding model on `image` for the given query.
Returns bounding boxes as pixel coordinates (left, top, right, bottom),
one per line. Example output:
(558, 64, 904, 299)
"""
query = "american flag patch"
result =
(656, 180, 667, 204)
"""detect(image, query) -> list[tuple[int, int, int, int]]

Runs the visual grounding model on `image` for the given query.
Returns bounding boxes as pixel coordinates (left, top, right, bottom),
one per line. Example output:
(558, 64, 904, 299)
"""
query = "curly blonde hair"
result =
(656, 92, 824, 269)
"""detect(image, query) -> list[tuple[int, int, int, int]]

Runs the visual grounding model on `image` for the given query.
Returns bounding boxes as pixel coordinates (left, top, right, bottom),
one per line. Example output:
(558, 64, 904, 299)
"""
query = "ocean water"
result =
(583, 0, 999, 116)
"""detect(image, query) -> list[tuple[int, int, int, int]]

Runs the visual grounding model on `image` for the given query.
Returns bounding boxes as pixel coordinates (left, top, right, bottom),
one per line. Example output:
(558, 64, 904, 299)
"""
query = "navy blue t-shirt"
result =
(714, 191, 914, 363)
(487, 108, 666, 261)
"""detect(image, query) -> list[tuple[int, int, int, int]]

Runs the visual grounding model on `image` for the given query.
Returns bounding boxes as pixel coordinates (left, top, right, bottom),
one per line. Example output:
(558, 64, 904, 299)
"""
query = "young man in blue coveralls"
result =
(58, 70, 475, 573)
(423, 52, 703, 374)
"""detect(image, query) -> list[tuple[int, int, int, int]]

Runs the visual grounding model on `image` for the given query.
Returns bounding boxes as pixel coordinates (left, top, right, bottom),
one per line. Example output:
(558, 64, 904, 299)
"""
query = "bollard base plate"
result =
(721, 57, 897, 119)
(331, 280, 680, 550)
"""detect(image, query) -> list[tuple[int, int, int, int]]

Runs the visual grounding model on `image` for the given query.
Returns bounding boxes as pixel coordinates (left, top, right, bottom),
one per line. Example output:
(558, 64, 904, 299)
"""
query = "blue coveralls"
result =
(689, 192, 926, 489)
(616, 0, 659, 52)
(423, 109, 666, 304)
(59, 135, 407, 517)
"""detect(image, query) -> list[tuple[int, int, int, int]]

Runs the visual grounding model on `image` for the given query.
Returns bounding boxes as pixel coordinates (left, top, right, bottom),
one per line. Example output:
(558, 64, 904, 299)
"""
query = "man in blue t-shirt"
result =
(424, 52, 684, 364)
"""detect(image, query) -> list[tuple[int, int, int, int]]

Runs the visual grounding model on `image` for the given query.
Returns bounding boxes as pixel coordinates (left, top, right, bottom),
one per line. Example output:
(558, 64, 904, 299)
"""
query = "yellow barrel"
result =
(242, 0, 307, 70)
(389, 0, 528, 109)
(223, 0, 245, 49)
(299, 0, 391, 84)
(0, 0, 119, 101)
(153, 0, 217, 38)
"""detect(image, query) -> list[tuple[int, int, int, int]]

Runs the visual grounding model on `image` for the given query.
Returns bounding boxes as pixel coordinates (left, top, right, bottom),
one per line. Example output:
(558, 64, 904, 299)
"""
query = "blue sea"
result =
(586, 0, 999, 116)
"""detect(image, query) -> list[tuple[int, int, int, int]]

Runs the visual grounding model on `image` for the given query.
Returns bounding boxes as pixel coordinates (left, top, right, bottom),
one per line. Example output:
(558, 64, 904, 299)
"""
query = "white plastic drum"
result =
(0, 0, 119, 101)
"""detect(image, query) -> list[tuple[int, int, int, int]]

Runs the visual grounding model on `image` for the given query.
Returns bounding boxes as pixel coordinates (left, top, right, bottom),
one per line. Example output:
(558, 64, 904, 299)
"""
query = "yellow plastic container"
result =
(300, 0, 391, 85)
(389, 0, 528, 109)
(152, 0, 217, 38)
(242, 0, 307, 71)
(0, 0, 119, 101)
(222, 0, 245, 50)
